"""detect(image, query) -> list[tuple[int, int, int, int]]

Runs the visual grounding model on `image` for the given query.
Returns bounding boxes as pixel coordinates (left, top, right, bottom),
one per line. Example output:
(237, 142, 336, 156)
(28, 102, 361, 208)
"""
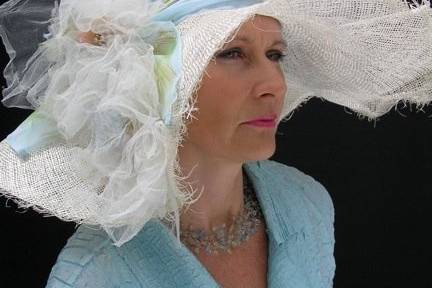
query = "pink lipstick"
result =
(243, 116, 277, 128)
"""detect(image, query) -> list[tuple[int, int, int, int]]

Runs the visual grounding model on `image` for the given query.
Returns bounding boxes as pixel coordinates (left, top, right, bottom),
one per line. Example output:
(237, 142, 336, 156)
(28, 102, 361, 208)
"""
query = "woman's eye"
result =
(267, 51, 287, 62)
(216, 48, 287, 62)
(217, 48, 244, 60)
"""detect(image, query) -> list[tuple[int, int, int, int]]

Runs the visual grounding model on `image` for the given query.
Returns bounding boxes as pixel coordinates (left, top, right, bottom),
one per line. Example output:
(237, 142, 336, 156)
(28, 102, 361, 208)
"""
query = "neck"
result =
(177, 145, 245, 232)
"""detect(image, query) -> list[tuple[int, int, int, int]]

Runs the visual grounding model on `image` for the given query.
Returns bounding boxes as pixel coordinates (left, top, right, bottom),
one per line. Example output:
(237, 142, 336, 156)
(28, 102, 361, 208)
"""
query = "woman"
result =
(0, 0, 430, 287)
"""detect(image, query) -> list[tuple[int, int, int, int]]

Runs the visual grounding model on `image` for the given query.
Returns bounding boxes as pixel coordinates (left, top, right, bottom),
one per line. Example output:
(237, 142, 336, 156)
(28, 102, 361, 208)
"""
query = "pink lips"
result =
(243, 116, 277, 128)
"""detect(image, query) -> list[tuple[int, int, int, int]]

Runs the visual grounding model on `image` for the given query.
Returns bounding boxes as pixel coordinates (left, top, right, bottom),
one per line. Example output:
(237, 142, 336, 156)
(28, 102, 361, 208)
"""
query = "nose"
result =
(251, 58, 287, 101)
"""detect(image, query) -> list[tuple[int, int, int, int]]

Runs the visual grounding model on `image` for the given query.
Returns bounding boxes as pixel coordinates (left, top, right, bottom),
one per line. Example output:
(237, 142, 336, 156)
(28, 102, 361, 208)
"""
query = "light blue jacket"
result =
(45, 160, 336, 288)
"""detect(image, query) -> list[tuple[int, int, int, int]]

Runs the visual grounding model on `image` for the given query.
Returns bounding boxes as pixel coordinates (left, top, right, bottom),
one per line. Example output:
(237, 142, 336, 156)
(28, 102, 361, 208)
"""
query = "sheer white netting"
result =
(0, 0, 194, 246)
(0, 0, 431, 246)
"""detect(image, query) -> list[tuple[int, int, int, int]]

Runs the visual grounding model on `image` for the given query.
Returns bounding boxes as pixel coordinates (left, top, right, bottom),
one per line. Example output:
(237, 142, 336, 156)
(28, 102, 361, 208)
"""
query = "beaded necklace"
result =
(180, 170, 264, 255)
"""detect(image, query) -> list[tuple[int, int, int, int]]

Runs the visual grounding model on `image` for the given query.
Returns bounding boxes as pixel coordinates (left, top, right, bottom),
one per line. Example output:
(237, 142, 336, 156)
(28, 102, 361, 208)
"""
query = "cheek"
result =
(197, 71, 247, 127)
(186, 70, 249, 148)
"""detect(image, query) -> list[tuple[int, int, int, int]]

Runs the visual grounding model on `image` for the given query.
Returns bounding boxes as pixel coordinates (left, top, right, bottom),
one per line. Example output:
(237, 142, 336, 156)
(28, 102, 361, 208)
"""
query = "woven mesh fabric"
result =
(0, 141, 103, 223)
(0, 0, 431, 246)
(175, 0, 432, 126)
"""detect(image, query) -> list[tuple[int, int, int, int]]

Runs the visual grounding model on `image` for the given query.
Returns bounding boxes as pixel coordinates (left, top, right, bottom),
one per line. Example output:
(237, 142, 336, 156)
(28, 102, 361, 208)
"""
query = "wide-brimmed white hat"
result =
(0, 0, 431, 246)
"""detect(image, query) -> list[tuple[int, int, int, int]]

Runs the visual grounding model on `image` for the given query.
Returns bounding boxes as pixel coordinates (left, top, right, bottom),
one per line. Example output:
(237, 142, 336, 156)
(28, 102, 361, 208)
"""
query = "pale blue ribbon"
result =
(152, 0, 262, 24)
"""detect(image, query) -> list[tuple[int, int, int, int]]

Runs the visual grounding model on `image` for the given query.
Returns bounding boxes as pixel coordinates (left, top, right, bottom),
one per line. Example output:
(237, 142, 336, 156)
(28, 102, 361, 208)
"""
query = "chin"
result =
(242, 141, 276, 162)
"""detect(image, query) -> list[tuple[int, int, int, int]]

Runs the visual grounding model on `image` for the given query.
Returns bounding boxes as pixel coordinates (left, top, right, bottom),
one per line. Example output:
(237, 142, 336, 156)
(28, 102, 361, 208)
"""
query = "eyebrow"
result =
(230, 36, 287, 48)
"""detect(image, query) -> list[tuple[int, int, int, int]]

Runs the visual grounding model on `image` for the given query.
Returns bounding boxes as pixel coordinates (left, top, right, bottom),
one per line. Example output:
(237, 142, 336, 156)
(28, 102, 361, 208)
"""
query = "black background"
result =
(1, 0, 432, 287)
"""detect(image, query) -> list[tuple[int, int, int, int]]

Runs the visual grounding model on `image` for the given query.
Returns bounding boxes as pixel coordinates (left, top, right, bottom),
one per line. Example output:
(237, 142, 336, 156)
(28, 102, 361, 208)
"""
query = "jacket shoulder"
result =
(258, 159, 334, 225)
(45, 226, 141, 288)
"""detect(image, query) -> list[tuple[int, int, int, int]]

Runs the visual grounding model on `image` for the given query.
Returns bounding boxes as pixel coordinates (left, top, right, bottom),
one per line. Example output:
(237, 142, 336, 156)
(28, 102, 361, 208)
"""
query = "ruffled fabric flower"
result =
(1, 0, 186, 246)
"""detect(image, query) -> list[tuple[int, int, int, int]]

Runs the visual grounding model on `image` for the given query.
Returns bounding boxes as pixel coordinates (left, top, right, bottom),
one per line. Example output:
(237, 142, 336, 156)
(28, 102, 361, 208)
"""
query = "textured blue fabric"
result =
(152, 0, 263, 24)
(45, 160, 336, 288)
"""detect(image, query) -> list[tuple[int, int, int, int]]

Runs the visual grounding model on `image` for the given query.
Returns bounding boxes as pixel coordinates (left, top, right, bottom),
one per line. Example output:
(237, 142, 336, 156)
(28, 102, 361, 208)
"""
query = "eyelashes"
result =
(216, 47, 287, 62)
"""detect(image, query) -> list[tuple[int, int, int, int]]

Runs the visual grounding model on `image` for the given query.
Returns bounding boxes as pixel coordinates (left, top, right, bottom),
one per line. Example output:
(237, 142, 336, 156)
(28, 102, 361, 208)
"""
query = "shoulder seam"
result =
(73, 240, 110, 286)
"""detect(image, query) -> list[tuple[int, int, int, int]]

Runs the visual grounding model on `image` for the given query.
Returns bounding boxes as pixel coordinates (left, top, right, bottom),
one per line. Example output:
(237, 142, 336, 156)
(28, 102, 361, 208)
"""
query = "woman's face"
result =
(182, 15, 287, 163)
